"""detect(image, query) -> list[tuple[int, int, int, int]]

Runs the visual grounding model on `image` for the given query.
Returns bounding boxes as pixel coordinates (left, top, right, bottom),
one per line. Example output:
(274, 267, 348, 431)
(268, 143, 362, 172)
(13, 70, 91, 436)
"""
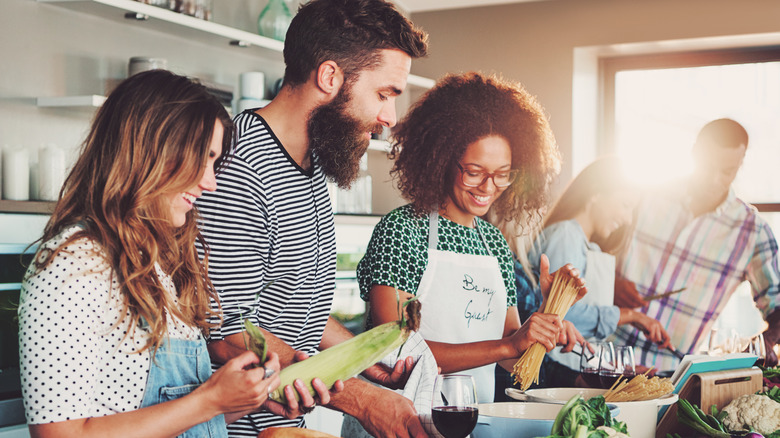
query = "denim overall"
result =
(140, 336, 228, 438)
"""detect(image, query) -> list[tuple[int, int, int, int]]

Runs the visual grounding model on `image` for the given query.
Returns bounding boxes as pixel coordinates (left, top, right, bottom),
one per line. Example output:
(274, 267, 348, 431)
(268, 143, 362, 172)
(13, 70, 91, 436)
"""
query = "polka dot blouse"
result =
(17, 225, 201, 424)
(356, 204, 517, 305)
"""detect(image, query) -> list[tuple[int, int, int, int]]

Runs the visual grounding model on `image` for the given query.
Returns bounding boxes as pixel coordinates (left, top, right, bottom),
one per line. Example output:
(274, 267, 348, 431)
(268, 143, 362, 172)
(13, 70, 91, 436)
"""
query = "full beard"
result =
(307, 88, 382, 189)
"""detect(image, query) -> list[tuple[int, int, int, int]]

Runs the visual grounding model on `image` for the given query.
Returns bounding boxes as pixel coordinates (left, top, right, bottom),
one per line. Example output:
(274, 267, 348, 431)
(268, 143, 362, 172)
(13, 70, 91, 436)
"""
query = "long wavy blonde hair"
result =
(35, 70, 233, 353)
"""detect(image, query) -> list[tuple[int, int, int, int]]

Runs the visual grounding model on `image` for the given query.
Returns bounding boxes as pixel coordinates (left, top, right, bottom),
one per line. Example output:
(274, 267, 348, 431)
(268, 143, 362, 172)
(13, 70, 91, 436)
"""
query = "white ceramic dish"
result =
(507, 387, 678, 438)
(471, 401, 620, 438)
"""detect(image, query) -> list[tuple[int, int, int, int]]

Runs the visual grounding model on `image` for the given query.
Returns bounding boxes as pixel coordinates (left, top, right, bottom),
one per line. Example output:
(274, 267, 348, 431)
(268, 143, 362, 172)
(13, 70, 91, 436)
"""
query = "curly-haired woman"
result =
(17, 70, 330, 438)
(356, 72, 587, 402)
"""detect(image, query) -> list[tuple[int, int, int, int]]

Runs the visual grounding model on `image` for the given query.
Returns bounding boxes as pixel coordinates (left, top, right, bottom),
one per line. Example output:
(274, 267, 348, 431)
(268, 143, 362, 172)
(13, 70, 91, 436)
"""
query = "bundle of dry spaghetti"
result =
(603, 371, 674, 402)
(511, 270, 581, 390)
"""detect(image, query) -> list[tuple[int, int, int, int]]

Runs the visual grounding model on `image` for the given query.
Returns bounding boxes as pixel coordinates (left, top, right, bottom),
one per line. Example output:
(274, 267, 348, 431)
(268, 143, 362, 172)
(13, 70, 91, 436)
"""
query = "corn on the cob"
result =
(268, 320, 411, 403)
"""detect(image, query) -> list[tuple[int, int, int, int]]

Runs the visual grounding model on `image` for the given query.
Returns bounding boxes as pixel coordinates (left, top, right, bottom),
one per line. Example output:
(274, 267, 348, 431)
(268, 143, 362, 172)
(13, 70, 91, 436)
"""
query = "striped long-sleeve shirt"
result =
(614, 187, 780, 370)
(197, 111, 337, 435)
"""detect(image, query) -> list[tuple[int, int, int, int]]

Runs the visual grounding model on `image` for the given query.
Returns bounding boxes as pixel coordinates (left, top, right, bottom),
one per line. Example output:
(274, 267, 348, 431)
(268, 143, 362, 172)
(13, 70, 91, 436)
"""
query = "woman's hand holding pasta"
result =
(509, 312, 564, 354)
(537, 254, 587, 311)
(513, 267, 585, 390)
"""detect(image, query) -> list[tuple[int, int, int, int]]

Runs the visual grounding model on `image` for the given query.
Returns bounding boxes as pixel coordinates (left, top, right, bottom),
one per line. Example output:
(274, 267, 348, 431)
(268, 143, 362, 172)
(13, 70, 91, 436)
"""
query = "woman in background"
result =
(18, 70, 325, 438)
(357, 72, 587, 404)
(525, 156, 671, 387)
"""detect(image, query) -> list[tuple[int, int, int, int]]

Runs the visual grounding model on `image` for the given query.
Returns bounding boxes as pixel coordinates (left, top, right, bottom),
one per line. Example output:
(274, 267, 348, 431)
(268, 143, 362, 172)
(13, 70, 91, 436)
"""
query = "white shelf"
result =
(37, 94, 106, 108)
(37, 0, 284, 58)
(333, 214, 381, 227)
(36, 0, 435, 90)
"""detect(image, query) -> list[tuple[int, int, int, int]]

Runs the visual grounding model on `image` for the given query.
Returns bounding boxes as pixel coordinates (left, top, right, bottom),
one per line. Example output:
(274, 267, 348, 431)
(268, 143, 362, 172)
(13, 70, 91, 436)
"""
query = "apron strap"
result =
(428, 211, 493, 257)
(428, 211, 439, 250)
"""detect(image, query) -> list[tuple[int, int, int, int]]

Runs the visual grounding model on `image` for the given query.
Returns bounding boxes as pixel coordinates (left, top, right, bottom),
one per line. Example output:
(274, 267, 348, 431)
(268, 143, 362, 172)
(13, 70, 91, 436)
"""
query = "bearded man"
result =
(196, 0, 429, 436)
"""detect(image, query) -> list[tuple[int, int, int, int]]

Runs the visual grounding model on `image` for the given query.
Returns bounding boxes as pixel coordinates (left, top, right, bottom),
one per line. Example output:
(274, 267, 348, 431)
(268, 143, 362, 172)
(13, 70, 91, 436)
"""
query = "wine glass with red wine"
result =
(580, 341, 612, 388)
(599, 344, 636, 389)
(431, 374, 478, 438)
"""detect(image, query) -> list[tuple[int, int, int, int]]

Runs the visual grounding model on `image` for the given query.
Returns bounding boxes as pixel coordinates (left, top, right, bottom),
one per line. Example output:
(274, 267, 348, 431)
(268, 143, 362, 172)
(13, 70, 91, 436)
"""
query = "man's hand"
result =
(361, 356, 416, 390)
(355, 386, 428, 438)
(558, 320, 586, 353)
(261, 351, 345, 419)
(614, 277, 648, 309)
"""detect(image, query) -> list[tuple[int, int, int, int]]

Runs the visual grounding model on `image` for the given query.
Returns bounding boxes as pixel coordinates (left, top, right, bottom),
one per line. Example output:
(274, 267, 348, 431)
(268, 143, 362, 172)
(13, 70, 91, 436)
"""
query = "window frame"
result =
(600, 46, 780, 212)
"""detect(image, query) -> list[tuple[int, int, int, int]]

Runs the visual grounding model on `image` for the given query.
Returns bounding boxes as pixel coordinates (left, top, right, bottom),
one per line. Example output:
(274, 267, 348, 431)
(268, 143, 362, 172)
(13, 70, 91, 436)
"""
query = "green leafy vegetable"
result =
(675, 399, 732, 438)
(758, 386, 780, 404)
(761, 366, 780, 380)
(544, 395, 627, 437)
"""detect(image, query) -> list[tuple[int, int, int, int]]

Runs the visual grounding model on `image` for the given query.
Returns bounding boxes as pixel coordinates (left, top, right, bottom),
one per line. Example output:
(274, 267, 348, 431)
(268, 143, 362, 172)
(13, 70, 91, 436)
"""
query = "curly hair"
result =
(283, 0, 428, 87)
(35, 70, 233, 354)
(391, 72, 560, 228)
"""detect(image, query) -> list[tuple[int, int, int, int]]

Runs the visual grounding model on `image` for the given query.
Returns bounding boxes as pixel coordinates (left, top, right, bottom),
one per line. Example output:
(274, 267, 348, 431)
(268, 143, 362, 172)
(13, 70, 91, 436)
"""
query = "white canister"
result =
(128, 57, 168, 77)
(239, 71, 265, 99)
(2, 147, 30, 201)
(38, 144, 66, 201)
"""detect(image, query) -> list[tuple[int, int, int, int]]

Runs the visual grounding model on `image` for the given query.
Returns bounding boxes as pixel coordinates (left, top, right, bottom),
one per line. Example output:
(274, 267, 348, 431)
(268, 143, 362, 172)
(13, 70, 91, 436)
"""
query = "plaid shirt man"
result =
(614, 187, 780, 370)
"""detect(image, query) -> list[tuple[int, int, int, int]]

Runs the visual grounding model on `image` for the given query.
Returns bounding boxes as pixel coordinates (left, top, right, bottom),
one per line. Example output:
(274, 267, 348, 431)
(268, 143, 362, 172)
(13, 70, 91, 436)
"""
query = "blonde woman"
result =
(18, 70, 325, 438)
(525, 156, 671, 387)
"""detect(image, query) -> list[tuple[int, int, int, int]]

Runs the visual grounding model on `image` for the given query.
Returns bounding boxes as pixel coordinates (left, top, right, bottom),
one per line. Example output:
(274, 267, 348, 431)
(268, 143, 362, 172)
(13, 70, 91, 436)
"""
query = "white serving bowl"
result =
(471, 401, 620, 438)
(518, 387, 678, 438)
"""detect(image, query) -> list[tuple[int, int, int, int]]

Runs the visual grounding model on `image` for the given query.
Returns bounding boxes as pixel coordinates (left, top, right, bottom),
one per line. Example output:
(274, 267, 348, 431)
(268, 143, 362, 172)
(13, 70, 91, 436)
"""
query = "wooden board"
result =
(655, 367, 762, 438)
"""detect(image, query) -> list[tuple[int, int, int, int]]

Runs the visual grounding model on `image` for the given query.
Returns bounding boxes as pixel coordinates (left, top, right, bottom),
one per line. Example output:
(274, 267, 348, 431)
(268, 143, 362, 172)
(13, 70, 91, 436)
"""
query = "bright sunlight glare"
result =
(613, 61, 780, 194)
(611, 59, 780, 341)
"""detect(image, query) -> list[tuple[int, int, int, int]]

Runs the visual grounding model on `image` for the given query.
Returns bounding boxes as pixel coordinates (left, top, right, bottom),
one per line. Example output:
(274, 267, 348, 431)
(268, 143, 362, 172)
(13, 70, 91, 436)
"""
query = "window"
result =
(603, 48, 780, 344)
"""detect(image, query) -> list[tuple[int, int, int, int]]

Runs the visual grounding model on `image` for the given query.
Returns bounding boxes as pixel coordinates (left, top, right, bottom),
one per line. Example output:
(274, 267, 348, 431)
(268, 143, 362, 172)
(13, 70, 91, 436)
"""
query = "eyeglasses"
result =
(456, 163, 519, 188)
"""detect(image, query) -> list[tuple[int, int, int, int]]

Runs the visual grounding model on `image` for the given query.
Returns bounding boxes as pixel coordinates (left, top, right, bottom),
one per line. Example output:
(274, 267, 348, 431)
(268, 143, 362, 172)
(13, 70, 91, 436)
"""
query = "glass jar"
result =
(257, 0, 292, 41)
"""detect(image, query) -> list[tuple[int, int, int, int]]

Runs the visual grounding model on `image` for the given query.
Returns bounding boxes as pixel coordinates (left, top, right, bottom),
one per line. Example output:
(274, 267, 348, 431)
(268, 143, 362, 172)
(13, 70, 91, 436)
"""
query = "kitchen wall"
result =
(410, 0, 780, 184)
(0, 0, 420, 214)
(0, 0, 291, 168)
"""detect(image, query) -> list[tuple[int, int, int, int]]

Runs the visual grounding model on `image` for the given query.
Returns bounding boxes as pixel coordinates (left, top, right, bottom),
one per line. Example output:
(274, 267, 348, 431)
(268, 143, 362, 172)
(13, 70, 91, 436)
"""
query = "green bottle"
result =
(257, 0, 292, 42)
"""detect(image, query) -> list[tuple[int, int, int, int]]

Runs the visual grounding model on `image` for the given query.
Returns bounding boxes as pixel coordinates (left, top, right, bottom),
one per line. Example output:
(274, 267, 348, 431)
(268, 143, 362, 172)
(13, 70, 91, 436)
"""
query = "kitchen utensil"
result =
(667, 345, 685, 360)
(504, 387, 584, 404)
(645, 287, 686, 301)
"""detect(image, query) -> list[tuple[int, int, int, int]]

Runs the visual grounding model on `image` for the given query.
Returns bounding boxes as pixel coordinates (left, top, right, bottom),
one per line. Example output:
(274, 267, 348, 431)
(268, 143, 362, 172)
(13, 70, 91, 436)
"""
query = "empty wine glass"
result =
(431, 374, 479, 438)
(749, 333, 766, 367)
(580, 341, 613, 388)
